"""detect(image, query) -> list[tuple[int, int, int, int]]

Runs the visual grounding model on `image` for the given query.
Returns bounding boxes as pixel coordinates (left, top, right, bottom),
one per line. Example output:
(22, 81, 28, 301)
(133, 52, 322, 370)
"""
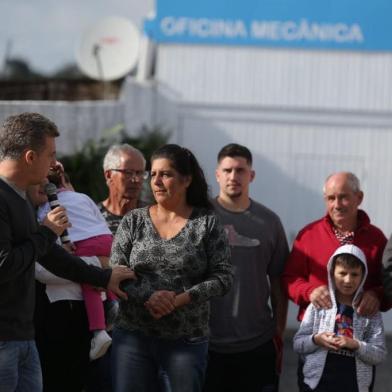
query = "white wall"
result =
(0, 80, 165, 155)
(1, 42, 391, 329)
(157, 44, 392, 111)
(154, 43, 392, 330)
(154, 43, 392, 242)
(0, 100, 125, 155)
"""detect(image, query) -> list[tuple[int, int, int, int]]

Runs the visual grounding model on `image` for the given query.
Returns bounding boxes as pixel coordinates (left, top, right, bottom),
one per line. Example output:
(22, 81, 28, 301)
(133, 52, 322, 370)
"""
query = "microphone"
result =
(44, 182, 70, 244)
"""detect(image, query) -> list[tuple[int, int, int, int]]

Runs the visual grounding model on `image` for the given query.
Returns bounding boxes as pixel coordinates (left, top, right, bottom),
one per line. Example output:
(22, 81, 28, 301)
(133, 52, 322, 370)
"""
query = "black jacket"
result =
(0, 179, 111, 340)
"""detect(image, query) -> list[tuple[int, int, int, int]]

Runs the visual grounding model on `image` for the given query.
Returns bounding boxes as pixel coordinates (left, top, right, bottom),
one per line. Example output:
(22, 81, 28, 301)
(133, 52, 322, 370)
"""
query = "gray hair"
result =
(323, 172, 361, 194)
(103, 144, 146, 171)
(0, 112, 59, 160)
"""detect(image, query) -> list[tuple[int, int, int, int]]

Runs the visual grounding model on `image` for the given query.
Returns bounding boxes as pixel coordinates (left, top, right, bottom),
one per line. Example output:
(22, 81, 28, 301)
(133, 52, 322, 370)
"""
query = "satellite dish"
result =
(76, 16, 140, 81)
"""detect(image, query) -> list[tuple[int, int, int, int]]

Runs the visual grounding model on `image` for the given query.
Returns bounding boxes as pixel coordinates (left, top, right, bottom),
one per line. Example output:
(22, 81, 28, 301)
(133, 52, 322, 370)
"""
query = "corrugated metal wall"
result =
(0, 101, 125, 155)
(173, 104, 392, 240)
(155, 44, 392, 237)
(154, 43, 392, 329)
(157, 44, 392, 110)
(0, 81, 161, 155)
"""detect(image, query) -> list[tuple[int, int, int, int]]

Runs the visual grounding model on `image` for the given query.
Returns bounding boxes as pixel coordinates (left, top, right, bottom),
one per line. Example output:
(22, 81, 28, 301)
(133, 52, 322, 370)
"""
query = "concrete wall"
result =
(0, 78, 169, 156)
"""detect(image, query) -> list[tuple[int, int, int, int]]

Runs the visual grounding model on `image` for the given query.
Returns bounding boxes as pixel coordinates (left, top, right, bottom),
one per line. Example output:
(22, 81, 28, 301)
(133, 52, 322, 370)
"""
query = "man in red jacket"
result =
(283, 171, 386, 322)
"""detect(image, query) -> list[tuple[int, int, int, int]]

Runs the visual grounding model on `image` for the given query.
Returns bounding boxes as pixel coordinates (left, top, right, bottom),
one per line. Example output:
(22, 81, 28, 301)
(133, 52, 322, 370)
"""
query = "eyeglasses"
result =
(110, 169, 149, 180)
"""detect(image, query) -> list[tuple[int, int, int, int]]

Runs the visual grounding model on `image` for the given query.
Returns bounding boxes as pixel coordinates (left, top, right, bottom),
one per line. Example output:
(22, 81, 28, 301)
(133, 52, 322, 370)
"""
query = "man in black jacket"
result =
(0, 112, 135, 392)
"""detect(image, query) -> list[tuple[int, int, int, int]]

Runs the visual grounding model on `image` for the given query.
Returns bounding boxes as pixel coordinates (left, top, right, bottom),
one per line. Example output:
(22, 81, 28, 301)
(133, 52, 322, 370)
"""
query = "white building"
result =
(1, 0, 391, 328)
(137, 0, 392, 328)
(141, 0, 392, 242)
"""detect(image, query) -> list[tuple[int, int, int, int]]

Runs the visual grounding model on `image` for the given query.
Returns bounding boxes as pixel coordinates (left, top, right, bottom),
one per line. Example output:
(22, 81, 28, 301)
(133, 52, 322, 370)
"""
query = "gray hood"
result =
(326, 244, 368, 307)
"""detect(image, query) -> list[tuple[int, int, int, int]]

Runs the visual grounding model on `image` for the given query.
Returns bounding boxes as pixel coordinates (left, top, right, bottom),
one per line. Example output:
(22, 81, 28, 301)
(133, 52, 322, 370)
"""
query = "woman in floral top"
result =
(110, 144, 232, 392)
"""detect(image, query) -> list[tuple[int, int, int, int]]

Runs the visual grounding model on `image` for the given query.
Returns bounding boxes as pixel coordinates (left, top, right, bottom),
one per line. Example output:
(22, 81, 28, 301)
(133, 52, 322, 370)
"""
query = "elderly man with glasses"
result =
(88, 144, 148, 392)
(97, 144, 148, 236)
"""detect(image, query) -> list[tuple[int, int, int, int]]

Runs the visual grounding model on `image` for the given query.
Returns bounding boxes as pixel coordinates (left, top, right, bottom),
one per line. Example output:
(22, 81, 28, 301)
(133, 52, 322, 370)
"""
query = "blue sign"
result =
(144, 0, 392, 51)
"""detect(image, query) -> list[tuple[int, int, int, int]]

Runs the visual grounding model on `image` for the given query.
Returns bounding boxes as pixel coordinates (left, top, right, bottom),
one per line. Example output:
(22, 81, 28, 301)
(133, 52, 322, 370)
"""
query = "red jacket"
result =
(282, 210, 387, 321)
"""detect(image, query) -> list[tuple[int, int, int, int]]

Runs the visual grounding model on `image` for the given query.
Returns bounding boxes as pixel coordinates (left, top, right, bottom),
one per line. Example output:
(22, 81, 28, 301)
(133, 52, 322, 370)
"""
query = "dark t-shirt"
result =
(313, 303, 359, 392)
(97, 200, 147, 235)
(209, 198, 289, 353)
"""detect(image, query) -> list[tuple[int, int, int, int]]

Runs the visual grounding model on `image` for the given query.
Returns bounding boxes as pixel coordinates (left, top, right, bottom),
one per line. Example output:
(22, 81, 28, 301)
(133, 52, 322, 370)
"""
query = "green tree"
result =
(59, 124, 169, 202)
(3, 57, 44, 80)
(51, 63, 83, 79)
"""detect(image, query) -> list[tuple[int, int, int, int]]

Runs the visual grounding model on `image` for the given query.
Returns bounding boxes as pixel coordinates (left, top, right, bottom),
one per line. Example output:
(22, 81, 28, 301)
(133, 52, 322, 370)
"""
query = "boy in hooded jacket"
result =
(293, 244, 387, 392)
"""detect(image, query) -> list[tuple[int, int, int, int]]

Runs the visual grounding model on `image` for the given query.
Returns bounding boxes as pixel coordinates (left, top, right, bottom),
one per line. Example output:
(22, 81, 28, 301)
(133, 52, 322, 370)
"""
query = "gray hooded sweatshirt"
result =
(293, 244, 387, 392)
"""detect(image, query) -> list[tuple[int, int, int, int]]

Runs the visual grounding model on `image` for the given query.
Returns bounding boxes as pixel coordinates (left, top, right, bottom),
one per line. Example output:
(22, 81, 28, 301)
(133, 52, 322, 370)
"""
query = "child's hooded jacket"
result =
(293, 244, 387, 391)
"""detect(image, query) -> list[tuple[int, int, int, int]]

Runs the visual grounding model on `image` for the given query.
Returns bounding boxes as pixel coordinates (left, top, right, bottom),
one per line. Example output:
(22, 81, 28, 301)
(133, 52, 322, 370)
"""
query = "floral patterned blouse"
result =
(110, 206, 232, 339)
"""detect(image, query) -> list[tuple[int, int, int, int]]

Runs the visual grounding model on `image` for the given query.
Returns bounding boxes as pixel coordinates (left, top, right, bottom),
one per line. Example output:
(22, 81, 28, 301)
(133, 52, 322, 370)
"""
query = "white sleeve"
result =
(293, 304, 319, 354)
(37, 203, 51, 223)
(356, 312, 387, 365)
(35, 262, 74, 285)
(35, 256, 101, 284)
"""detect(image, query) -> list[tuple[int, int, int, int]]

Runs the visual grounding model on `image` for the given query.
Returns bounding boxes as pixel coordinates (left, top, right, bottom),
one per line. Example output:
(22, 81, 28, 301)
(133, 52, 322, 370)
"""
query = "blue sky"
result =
(0, 0, 154, 74)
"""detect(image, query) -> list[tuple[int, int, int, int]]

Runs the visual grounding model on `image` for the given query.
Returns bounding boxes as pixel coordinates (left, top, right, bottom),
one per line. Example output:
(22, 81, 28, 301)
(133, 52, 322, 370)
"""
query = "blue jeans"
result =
(0, 340, 42, 392)
(112, 328, 208, 392)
